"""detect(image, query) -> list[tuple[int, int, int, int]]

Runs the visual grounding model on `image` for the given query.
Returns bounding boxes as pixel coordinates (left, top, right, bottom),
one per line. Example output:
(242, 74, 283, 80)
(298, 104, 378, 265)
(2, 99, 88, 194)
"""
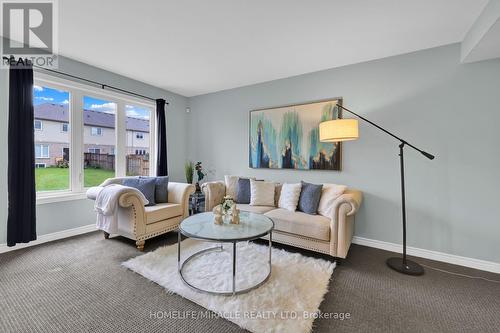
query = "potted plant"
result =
(184, 161, 194, 185)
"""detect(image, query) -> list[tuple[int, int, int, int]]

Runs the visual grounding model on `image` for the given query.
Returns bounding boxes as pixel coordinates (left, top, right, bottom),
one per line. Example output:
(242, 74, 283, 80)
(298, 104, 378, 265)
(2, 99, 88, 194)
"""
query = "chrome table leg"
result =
(232, 241, 236, 296)
(269, 231, 272, 275)
(177, 230, 181, 272)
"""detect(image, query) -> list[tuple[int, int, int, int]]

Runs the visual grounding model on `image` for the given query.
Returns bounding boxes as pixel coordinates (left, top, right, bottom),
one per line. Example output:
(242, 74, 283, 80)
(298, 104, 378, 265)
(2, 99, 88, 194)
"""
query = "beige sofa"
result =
(88, 177, 195, 251)
(202, 181, 362, 259)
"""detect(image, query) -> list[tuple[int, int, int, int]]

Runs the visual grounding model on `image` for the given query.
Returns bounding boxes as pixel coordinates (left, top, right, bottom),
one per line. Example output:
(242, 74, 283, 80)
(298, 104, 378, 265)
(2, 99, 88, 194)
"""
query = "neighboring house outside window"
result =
(35, 144, 50, 158)
(89, 148, 101, 154)
(34, 119, 43, 130)
(136, 132, 144, 139)
(91, 127, 103, 136)
(62, 123, 69, 132)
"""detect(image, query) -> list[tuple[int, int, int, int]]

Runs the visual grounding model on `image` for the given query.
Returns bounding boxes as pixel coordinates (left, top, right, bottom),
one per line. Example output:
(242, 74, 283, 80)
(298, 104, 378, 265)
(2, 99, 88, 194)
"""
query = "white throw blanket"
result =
(88, 184, 148, 234)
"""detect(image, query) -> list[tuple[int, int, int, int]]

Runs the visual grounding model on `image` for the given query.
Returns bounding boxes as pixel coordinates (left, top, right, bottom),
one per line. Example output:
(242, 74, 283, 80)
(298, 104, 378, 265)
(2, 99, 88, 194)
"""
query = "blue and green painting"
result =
(250, 99, 342, 170)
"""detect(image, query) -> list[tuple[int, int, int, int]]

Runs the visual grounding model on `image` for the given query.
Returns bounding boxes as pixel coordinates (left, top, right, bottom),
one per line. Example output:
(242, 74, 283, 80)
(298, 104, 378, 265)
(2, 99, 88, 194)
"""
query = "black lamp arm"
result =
(335, 104, 435, 160)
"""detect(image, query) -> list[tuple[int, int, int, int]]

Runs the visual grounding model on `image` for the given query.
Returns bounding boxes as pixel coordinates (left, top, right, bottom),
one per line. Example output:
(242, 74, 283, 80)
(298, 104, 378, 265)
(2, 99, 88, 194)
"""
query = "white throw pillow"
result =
(317, 183, 347, 218)
(278, 183, 302, 211)
(250, 180, 276, 206)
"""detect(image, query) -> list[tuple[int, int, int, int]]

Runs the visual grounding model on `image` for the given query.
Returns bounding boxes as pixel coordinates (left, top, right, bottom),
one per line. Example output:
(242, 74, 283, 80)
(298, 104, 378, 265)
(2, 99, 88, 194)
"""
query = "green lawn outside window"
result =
(35, 167, 115, 192)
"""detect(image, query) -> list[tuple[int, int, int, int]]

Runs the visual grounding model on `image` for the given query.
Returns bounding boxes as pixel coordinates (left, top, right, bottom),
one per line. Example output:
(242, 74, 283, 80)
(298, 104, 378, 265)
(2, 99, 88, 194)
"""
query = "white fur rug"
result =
(123, 239, 335, 333)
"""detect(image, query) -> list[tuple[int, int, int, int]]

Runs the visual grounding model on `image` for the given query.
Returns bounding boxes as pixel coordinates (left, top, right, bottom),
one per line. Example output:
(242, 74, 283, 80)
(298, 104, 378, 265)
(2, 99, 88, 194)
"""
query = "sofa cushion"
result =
(274, 184, 282, 207)
(145, 203, 183, 224)
(278, 183, 302, 211)
(236, 178, 252, 204)
(250, 180, 276, 206)
(298, 181, 323, 214)
(123, 177, 156, 206)
(140, 176, 169, 203)
(264, 208, 330, 241)
(224, 175, 239, 199)
(317, 183, 347, 218)
(237, 204, 275, 214)
(225, 175, 256, 200)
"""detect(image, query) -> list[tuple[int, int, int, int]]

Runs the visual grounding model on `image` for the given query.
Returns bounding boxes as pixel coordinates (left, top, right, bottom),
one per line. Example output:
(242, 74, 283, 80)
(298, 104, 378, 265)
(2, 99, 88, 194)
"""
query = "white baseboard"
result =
(0, 224, 96, 254)
(352, 236, 500, 274)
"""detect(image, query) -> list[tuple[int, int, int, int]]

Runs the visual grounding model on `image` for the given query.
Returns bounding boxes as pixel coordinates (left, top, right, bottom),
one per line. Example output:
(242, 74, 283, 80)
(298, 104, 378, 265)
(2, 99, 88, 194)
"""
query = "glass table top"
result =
(179, 212, 274, 241)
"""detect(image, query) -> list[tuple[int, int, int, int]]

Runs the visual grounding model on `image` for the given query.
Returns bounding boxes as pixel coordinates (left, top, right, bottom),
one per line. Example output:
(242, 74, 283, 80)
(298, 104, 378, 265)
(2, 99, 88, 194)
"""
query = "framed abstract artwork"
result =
(249, 98, 343, 171)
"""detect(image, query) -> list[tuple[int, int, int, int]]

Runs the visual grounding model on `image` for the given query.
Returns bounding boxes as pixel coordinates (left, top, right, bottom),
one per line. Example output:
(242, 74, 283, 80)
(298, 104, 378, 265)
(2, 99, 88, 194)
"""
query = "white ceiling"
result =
(57, 0, 489, 97)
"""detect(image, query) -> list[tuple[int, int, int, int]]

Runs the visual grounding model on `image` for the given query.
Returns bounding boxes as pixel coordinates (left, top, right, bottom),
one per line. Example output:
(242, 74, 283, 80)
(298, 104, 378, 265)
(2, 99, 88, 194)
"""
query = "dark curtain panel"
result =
(156, 98, 168, 176)
(7, 60, 37, 246)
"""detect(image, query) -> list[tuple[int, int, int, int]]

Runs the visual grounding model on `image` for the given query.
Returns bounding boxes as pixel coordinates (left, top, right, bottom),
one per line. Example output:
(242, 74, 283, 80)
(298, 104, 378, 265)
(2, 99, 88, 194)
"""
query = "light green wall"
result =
(188, 44, 500, 263)
(0, 46, 189, 243)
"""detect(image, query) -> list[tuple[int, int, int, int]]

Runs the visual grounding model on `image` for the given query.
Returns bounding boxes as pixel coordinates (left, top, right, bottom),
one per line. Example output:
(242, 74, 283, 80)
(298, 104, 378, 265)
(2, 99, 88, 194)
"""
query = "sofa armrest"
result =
(118, 191, 147, 236)
(330, 189, 363, 258)
(333, 189, 363, 216)
(168, 182, 196, 218)
(201, 181, 226, 212)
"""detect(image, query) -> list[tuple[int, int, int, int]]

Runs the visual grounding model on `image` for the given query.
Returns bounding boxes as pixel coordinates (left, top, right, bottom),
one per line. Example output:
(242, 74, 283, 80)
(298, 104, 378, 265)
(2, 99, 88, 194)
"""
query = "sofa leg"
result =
(103, 232, 110, 239)
(136, 240, 145, 251)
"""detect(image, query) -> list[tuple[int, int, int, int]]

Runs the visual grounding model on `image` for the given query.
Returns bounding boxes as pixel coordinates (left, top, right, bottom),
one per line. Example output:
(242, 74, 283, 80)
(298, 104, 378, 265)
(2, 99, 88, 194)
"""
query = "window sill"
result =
(36, 192, 88, 205)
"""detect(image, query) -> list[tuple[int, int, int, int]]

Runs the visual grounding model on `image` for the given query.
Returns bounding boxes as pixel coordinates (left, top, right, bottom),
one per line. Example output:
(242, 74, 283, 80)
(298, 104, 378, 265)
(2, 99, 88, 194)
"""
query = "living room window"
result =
(34, 72, 156, 203)
(84, 96, 116, 187)
(33, 84, 71, 193)
(126, 104, 152, 176)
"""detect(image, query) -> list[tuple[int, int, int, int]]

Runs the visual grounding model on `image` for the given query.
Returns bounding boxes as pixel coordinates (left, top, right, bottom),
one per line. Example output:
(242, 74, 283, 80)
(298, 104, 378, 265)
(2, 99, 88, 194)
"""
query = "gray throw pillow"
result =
(123, 177, 156, 206)
(236, 178, 251, 204)
(298, 181, 323, 215)
(140, 176, 169, 203)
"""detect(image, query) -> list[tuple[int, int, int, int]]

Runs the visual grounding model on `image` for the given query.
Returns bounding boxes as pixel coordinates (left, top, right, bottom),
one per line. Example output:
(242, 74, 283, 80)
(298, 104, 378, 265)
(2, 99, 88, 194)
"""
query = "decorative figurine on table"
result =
(213, 205, 223, 225)
(230, 205, 240, 225)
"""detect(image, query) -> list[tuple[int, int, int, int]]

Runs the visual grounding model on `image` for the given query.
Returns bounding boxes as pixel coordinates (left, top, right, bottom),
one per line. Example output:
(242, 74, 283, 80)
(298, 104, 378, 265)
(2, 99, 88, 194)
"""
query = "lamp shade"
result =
(319, 119, 359, 142)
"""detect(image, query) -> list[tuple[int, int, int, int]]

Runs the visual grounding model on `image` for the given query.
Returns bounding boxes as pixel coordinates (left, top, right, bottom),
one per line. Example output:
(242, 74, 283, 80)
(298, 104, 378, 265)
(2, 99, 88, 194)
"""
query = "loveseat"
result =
(87, 177, 195, 250)
(202, 179, 362, 258)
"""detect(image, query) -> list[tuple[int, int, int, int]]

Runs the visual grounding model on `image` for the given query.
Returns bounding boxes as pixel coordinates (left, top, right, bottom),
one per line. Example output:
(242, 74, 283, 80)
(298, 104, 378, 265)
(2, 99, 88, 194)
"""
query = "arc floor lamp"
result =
(319, 103, 435, 276)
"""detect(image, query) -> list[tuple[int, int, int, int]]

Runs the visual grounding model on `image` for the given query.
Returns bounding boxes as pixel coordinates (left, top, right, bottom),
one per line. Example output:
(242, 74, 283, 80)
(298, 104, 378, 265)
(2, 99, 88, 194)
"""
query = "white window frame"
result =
(61, 122, 69, 132)
(91, 127, 103, 136)
(35, 144, 50, 158)
(34, 119, 43, 131)
(34, 72, 157, 204)
(35, 163, 46, 168)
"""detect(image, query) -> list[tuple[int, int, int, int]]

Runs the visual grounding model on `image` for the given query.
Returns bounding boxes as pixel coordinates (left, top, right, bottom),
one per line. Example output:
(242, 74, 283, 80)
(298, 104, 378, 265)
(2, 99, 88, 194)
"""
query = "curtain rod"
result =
(33, 65, 169, 105)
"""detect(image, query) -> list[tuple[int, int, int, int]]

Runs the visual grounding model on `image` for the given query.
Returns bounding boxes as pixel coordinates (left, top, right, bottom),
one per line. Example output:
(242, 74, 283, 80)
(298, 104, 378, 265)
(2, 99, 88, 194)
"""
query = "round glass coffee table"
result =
(177, 211, 274, 296)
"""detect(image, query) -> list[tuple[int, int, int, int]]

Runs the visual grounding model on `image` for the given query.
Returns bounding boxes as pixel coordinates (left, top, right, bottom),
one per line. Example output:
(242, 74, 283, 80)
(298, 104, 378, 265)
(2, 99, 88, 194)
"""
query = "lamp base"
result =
(386, 257, 424, 276)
